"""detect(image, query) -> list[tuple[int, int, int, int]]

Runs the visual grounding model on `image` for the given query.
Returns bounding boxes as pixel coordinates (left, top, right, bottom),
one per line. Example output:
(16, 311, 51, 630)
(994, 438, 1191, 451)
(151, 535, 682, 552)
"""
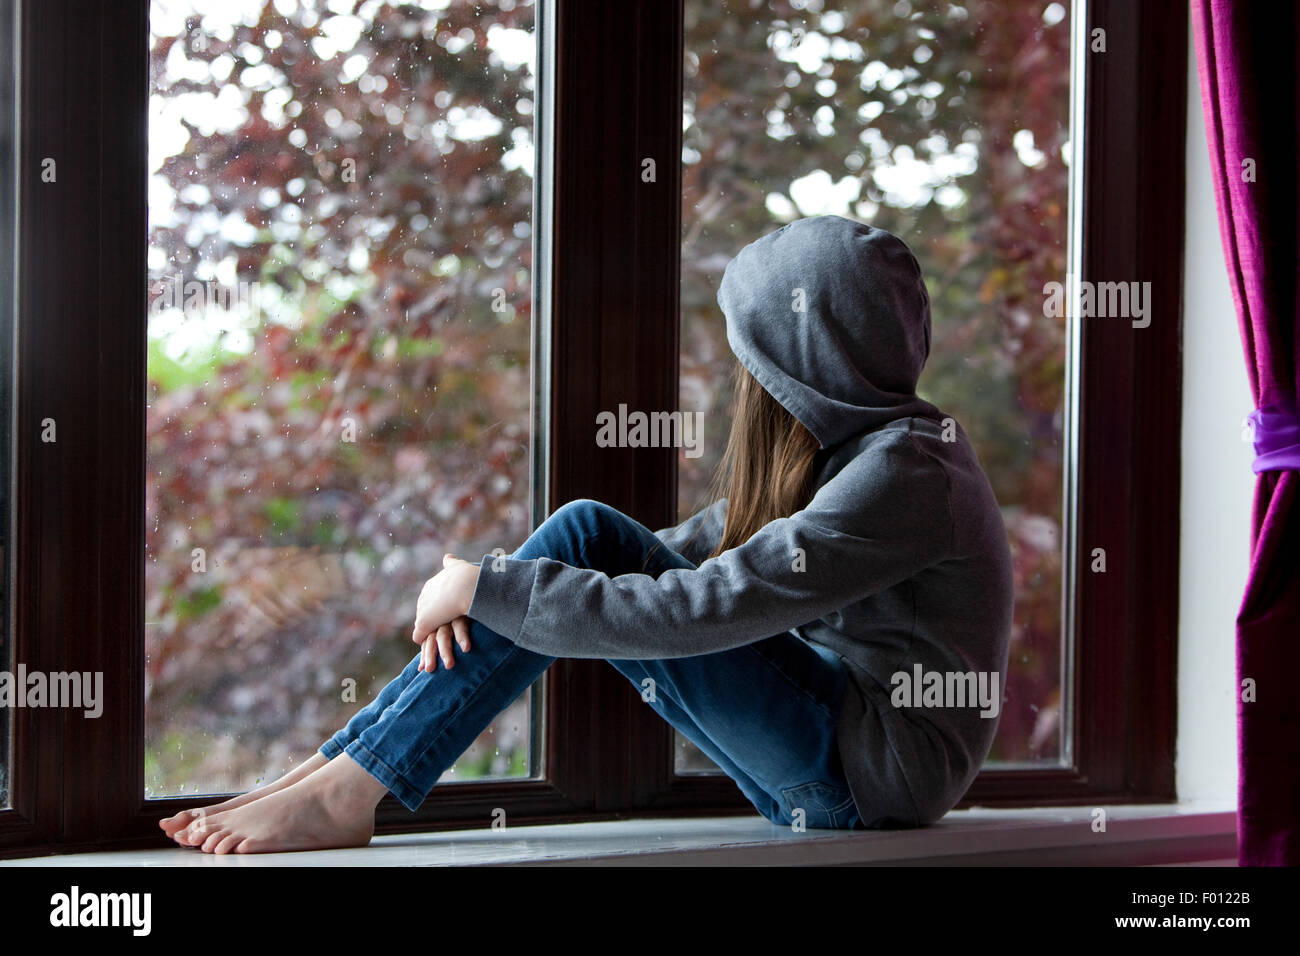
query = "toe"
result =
(182, 817, 215, 847)
(213, 832, 242, 855)
(160, 810, 192, 835)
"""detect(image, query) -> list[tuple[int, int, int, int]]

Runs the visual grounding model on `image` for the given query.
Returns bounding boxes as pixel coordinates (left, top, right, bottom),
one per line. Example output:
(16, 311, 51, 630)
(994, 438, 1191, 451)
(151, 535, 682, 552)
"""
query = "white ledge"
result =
(2, 803, 1237, 867)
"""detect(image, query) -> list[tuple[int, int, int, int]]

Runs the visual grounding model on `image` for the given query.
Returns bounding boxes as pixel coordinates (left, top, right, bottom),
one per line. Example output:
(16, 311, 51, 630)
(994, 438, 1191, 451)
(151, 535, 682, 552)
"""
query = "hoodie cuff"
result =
(467, 553, 536, 642)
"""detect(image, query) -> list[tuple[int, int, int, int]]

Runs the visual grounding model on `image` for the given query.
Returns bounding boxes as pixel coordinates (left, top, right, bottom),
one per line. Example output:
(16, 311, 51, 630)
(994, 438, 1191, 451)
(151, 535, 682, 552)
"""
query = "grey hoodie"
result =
(469, 215, 1015, 827)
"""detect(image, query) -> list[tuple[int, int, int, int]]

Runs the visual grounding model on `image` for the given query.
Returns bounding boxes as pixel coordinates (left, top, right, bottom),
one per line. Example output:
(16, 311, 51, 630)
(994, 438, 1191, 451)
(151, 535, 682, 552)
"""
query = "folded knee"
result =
(548, 498, 618, 532)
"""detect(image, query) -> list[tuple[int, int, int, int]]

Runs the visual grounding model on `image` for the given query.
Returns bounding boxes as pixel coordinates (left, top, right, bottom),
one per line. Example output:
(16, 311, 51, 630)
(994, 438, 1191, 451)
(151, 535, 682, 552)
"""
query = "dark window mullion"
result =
(1, 0, 151, 853)
(546, 0, 690, 814)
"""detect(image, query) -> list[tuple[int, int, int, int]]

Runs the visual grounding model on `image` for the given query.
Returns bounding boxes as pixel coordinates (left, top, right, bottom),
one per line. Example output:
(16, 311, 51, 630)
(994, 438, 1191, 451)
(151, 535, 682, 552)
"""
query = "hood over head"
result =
(717, 215, 940, 448)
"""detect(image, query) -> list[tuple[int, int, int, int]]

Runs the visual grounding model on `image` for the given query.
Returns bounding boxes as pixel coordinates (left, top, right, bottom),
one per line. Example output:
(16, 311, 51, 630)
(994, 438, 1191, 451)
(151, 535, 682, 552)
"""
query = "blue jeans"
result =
(320, 499, 863, 829)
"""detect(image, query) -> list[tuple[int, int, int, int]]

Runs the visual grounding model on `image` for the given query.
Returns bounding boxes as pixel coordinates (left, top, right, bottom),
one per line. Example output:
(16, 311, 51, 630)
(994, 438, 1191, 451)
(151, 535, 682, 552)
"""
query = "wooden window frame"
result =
(0, 0, 1183, 856)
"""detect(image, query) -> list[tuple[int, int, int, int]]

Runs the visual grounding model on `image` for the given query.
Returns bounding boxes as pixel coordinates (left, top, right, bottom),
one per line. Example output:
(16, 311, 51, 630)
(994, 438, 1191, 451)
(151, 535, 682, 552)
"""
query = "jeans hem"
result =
(343, 739, 426, 812)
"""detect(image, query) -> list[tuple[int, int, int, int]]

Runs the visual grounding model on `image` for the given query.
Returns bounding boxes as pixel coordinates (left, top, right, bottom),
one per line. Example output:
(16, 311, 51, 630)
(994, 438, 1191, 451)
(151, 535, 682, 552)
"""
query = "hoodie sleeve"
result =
(467, 434, 953, 659)
(651, 497, 729, 567)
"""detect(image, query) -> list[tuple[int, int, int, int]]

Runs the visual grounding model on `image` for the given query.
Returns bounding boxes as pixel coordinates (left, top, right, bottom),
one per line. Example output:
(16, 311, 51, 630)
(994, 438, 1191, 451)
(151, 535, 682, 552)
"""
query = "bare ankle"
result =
(317, 754, 387, 816)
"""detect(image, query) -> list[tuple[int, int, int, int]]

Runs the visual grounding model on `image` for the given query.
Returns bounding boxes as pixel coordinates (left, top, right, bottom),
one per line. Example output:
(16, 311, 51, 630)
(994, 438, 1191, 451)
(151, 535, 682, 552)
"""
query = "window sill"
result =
(0, 802, 1235, 866)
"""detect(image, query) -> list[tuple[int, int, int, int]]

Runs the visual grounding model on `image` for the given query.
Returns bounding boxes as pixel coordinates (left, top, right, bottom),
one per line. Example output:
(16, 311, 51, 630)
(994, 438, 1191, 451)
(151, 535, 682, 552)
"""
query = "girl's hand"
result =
(412, 554, 480, 670)
(419, 616, 473, 672)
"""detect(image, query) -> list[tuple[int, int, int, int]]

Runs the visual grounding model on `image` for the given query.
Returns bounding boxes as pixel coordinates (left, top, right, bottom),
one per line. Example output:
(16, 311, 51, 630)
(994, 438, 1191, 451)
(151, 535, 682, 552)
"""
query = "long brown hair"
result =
(701, 361, 821, 559)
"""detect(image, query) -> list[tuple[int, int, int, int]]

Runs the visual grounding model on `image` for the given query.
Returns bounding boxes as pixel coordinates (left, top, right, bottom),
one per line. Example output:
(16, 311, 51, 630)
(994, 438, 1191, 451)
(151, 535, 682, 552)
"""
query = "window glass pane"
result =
(677, 0, 1070, 773)
(146, 0, 538, 798)
(0, 0, 14, 810)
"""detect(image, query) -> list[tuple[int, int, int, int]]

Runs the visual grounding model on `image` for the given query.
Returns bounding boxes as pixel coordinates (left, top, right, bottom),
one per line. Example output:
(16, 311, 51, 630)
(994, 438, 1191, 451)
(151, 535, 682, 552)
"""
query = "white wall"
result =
(1176, 21, 1252, 805)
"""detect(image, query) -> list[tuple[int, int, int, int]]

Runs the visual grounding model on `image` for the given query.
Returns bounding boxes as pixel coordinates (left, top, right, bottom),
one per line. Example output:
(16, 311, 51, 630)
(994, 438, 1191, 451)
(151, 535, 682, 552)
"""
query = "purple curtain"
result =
(1192, 1, 1300, 866)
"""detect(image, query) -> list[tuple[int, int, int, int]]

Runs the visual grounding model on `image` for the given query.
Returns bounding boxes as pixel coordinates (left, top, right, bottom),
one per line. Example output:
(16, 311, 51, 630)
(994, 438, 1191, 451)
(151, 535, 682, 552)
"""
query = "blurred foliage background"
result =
(146, 0, 1067, 797)
(146, 0, 536, 795)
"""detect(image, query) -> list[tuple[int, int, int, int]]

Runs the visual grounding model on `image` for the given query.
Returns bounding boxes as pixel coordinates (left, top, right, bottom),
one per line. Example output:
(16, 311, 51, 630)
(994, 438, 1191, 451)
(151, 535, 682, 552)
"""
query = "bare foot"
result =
(177, 753, 388, 855)
(161, 752, 329, 844)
